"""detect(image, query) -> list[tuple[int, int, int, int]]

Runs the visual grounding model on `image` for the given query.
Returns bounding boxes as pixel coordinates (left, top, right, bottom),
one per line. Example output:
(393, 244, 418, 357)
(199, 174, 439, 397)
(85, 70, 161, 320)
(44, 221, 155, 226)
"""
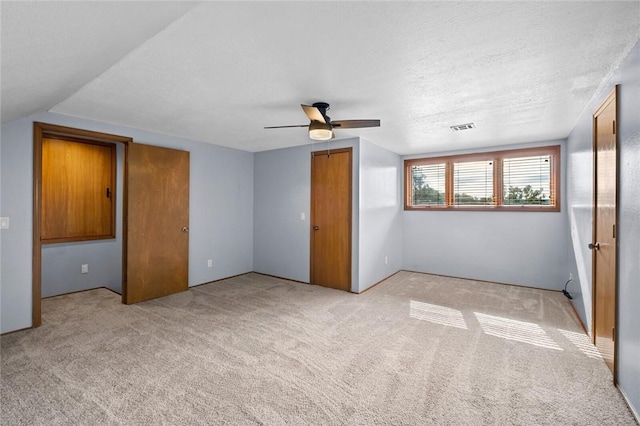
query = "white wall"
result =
(402, 140, 570, 290)
(0, 112, 254, 333)
(1, 118, 33, 333)
(252, 143, 312, 283)
(358, 139, 403, 292)
(567, 40, 640, 418)
(253, 139, 360, 288)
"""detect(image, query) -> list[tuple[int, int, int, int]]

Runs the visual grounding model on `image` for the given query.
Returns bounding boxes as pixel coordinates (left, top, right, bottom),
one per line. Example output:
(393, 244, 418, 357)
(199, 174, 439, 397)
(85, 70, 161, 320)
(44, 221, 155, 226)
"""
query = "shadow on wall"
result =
(569, 204, 593, 328)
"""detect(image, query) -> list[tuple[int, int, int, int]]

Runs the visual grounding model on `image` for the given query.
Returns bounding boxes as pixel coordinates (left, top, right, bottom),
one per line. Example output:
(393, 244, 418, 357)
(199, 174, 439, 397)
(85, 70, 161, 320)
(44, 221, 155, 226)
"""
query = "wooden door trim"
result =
(122, 142, 129, 303)
(32, 125, 43, 327)
(310, 147, 353, 291)
(32, 122, 132, 328)
(590, 85, 618, 382)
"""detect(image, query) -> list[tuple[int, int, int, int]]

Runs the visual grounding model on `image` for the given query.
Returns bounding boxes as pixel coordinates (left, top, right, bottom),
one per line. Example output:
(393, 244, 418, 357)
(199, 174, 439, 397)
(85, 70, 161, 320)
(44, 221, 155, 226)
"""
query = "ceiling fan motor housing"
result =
(312, 102, 331, 123)
(312, 102, 330, 111)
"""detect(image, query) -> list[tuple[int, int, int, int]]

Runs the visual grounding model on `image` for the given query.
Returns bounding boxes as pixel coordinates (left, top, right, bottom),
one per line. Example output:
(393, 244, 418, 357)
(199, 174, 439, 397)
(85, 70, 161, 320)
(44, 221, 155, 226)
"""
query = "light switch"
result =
(301, 212, 305, 221)
(0, 217, 9, 229)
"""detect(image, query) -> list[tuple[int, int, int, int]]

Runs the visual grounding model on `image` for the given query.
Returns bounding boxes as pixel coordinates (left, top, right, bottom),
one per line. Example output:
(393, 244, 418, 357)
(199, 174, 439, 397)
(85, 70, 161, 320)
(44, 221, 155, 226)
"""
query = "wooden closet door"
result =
(125, 143, 190, 304)
(310, 148, 352, 292)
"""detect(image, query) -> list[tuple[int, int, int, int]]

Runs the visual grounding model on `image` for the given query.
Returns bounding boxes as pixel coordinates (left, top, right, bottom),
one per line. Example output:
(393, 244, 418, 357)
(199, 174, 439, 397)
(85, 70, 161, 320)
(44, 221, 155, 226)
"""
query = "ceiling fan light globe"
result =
(309, 121, 333, 140)
(309, 128, 333, 140)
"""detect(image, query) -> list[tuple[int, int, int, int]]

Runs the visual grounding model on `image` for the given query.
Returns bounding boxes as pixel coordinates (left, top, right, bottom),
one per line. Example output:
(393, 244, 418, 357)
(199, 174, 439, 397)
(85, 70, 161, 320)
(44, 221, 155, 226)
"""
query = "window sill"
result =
(404, 205, 560, 212)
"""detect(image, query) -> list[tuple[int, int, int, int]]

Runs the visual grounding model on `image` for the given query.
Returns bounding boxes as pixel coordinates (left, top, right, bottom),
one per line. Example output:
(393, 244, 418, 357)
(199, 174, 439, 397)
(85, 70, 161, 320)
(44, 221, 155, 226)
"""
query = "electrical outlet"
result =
(301, 212, 305, 221)
(81, 264, 89, 274)
(0, 217, 9, 229)
(207, 259, 213, 268)
(569, 273, 573, 280)
(385, 256, 388, 265)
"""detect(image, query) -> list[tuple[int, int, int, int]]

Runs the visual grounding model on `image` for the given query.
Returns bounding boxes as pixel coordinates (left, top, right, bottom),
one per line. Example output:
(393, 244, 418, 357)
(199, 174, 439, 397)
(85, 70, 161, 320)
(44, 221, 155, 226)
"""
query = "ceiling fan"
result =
(264, 102, 380, 141)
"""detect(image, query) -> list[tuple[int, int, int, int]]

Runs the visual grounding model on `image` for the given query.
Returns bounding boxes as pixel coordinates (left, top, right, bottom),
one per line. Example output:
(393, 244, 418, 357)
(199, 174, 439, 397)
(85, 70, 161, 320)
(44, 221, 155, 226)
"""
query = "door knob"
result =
(182, 226, 189, 233)
(588, 242, 600, 250)
(313, 226, 319, 231)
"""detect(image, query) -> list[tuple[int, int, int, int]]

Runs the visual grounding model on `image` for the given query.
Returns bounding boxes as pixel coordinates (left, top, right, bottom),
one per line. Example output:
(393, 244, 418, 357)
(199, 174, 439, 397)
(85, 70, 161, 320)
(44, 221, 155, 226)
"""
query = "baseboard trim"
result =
(192, 271, 309, 287)
(190, 272, 255, 288)
(41, 286, 121, 299)
(618, 385, 640, 425)
(400, 269, 563, 294)
(251, 272, 309, 285)
(251, 271, 406, 294)
(356, 270, 401, 294)
(1, 326, 33, 336)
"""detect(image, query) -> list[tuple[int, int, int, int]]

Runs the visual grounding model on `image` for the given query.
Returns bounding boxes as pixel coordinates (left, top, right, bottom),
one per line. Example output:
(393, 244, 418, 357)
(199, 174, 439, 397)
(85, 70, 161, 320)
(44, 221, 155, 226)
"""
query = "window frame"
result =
(404, 145, 561, 212)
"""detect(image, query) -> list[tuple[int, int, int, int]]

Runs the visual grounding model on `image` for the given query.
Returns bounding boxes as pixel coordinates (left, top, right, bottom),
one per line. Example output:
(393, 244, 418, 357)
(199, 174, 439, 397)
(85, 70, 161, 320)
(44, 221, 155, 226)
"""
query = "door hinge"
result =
(613, 224, 616, 238)
(612, 327, 615, 342)
(613, 120, 616, 135)
(106, 187, 111, 198)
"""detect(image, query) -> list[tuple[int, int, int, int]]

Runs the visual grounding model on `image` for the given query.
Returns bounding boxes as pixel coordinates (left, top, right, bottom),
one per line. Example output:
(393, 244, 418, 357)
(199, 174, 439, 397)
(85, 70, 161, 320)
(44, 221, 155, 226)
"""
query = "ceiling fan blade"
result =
(301, 104, 326, 124)
(331, 119, 380, 129)
(264, 124, 308, 129)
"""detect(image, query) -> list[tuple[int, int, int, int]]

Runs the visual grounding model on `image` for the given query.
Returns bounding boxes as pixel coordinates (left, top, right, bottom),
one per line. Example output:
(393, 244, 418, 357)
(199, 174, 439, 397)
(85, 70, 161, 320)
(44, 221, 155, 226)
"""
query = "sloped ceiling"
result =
(0, 1, 196, 124)
(2, 1, 639, 155)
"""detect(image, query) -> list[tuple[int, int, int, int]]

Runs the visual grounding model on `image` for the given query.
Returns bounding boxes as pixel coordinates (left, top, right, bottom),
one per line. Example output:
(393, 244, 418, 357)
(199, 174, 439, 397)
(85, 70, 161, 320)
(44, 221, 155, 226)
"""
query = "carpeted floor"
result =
(1, 271, 636, 425)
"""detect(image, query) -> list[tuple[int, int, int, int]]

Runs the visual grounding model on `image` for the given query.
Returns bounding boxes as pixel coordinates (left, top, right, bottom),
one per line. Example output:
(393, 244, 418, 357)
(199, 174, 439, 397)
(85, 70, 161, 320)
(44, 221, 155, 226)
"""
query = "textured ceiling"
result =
(0, 1, 195, 124)
(2, 2, 639, 155)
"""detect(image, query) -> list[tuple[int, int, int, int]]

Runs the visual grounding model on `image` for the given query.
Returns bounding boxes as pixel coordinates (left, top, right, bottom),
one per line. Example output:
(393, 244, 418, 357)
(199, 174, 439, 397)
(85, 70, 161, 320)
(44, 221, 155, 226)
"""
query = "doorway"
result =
(310, 148, 352, 292)
(33, 123, 191, 327)
(591, 86, 618, 379)
(33, 123, 131, 327)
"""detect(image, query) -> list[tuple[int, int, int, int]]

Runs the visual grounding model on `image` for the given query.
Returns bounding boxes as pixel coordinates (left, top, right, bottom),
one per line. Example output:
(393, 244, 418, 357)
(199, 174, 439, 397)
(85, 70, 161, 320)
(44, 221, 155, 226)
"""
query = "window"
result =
(410, 162, 446, 206)
(502, 154, 553, 206)
(453, 159, 493, 206)
(405, 145, 560, 211)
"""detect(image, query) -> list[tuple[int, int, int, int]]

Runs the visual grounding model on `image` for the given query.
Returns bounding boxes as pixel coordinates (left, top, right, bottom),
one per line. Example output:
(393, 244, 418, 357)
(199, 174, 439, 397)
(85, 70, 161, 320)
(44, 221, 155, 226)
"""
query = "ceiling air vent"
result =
(450, 123, 476, 132)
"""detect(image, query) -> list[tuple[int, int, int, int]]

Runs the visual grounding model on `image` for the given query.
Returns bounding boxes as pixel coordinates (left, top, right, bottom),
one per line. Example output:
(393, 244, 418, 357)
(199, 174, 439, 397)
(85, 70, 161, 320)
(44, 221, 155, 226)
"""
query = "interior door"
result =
(125, 143, 190, 304)
(592, 86, 617, 376)
(310, 148, 352, 292)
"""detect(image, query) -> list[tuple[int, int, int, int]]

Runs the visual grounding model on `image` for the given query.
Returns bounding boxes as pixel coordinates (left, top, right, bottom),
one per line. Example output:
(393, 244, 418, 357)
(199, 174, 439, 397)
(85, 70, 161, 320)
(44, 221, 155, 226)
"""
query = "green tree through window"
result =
(505, 185, 549, 205)
(411, 164, 445, 205)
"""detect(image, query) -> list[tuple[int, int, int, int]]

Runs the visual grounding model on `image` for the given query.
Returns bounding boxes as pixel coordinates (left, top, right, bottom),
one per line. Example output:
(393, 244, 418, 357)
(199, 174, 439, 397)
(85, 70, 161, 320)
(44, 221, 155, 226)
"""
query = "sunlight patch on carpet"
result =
(410, 300, 468, 329)
(475, 312, 562, 350)
(557, 329, 603, 359)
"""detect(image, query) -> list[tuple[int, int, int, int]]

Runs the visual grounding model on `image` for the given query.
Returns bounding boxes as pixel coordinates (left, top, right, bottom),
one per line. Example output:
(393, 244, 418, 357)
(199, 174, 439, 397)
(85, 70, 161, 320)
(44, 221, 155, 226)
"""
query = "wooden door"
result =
(310, 148, 352, 292)
(592, 86, 618, 376)
(41, 136, 116, 243)
(125, 143, 190, 304)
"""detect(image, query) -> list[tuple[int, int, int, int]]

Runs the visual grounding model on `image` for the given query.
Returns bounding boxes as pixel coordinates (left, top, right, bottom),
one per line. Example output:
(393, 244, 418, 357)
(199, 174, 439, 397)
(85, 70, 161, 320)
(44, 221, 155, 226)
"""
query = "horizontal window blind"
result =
(503, 155, 552, 206)
(404, 145, 559, 211)
(453, 160, 493, 205)
(411, 163, 446, 206)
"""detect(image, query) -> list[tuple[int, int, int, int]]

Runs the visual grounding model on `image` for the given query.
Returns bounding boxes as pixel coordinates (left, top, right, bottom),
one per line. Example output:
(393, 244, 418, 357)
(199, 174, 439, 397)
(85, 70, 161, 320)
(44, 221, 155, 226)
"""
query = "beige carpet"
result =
(1, 271, 636, 425)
